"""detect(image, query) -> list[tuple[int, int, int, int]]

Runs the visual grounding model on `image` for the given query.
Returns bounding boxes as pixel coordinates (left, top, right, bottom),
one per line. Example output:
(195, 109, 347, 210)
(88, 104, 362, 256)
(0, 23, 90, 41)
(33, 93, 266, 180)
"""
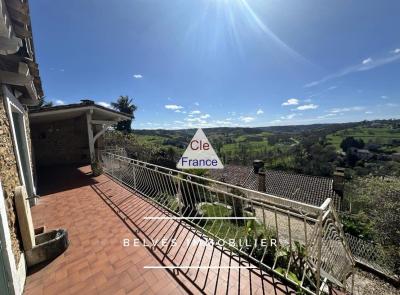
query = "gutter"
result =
(29, 105, 132, 122)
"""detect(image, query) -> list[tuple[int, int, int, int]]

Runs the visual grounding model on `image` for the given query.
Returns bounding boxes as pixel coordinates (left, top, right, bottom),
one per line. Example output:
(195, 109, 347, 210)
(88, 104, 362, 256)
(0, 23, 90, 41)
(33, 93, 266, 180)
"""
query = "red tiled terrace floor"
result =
(24, 165, 293, 295)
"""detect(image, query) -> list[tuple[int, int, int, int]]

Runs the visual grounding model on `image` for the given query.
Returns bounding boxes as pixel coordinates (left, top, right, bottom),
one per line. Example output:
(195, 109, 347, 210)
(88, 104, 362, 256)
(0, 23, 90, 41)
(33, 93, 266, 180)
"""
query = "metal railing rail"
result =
(97, 146, 126, 160)
(100, 151, 355, 294)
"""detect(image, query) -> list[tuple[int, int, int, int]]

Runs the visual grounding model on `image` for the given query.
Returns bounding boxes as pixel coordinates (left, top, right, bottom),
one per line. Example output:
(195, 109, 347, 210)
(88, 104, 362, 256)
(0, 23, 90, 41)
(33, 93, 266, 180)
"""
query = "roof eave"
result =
(29, 104, 132, 122)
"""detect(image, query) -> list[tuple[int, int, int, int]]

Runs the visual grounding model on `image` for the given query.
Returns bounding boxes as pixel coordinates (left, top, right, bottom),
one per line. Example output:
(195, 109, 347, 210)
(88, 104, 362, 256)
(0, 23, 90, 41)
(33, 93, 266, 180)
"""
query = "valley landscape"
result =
(122, 119, 400, 177)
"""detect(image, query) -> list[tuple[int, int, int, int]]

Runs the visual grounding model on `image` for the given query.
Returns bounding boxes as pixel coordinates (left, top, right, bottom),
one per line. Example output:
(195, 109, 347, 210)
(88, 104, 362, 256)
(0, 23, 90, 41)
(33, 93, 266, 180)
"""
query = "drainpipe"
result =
(253, 160, 266, 192)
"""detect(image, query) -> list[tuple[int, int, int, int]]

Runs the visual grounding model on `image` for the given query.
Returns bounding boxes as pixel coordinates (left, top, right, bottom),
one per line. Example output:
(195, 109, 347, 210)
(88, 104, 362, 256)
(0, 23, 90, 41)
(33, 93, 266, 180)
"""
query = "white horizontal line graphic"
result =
(143, 217, 256, 220)
(144, 266, 257, 269)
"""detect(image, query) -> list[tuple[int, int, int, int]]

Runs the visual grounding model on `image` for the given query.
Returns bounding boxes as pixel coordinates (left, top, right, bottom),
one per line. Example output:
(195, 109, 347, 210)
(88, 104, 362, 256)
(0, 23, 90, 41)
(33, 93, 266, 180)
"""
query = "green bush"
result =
(91, 161, 103, 176)
(344, 176, 400, 274)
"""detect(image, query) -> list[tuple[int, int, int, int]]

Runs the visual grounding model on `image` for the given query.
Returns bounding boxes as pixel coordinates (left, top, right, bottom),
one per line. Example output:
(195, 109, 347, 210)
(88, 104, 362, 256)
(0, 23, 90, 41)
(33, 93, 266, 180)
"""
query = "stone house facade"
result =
(0, 89, 25, 269)
(30, 115, 90, 167)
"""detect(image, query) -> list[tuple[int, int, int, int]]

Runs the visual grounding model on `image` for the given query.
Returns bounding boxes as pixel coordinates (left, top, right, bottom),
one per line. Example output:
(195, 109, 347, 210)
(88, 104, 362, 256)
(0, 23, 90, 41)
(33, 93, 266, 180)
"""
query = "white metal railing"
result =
(97, 146, 126, 160)
(100, 151, 355, 294)
(345, 233, 396, 279)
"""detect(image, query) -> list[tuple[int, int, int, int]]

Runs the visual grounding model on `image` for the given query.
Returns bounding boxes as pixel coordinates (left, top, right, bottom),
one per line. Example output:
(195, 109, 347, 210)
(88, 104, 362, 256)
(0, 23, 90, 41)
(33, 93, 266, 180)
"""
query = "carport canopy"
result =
(29, 101, 132, 161)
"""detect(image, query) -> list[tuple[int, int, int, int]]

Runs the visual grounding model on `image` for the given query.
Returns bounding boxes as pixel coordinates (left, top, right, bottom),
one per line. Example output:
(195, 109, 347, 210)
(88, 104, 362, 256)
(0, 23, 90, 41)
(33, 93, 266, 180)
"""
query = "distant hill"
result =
(131, 119, 400, 164)
(134, 119, 399, 136)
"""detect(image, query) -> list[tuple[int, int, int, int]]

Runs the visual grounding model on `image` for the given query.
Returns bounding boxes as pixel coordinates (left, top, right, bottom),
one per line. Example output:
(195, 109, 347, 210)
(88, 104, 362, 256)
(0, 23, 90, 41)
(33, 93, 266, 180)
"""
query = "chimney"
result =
(253, 160, 264, 174)
(253, 160, 266, 192)
(333, 167, 345, 197)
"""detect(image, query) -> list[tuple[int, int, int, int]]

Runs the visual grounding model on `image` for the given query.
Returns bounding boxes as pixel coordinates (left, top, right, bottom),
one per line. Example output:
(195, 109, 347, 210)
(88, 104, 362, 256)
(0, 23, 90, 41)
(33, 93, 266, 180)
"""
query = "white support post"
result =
(93, 123, 113, 143)
(86, 110, 95, 162)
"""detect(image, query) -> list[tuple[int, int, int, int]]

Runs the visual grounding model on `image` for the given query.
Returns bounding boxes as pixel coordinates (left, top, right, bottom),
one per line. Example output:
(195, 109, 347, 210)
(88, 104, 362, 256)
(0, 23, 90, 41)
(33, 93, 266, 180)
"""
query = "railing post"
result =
(111, 154, 114, 178)
(132, 160, 137, 191)
(316, 211, 323, 294)
(177, 175, 182, 216)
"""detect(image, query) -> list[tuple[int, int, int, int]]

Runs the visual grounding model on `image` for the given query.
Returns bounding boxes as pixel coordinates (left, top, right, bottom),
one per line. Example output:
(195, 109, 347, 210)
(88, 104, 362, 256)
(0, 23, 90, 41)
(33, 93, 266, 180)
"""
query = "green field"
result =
(134, 134, 166, 145)
(327, 126, 400, 152)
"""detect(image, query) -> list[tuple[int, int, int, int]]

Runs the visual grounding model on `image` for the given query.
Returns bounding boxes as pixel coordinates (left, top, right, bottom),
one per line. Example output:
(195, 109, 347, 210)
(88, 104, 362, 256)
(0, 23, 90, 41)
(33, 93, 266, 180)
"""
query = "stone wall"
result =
(23, 112, 37, 190)
(0, 89, 23, 264)
(30, 115, 90, 167)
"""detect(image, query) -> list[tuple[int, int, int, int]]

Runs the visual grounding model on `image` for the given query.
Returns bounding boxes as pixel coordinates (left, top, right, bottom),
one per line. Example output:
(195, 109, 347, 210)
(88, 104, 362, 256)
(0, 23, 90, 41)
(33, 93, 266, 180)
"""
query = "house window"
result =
(3, 86, 36, 205)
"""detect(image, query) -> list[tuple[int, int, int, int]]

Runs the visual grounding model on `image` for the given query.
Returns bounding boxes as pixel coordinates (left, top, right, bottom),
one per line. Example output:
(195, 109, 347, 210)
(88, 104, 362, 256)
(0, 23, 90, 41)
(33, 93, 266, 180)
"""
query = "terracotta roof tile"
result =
(209, 165, 341, 208)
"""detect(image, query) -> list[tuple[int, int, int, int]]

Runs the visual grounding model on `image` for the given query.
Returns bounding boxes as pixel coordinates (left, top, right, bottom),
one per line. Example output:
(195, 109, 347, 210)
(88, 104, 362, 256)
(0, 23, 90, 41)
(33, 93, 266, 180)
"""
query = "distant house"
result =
(348, 147, 374, 160)
(209, 162, 343, 209)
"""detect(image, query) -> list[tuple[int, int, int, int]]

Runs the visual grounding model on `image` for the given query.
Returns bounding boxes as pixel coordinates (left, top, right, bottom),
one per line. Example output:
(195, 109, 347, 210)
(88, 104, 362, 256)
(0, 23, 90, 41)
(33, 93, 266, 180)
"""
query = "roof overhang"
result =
(0, 0, 43, 102)
(29, 104, 132, 125)
(0, 61, 38, 103)
(0, 0, 22, 54)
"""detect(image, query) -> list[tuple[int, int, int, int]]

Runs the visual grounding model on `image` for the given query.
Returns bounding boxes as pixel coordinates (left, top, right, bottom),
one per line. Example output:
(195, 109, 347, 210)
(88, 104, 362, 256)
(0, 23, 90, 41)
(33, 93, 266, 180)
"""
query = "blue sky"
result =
(30, 0, 400, 129)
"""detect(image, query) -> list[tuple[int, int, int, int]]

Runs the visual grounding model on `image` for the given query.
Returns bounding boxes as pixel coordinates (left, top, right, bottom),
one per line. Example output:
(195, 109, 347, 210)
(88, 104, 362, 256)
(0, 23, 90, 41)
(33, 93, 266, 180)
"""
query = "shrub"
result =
(91, 161, 103, 176)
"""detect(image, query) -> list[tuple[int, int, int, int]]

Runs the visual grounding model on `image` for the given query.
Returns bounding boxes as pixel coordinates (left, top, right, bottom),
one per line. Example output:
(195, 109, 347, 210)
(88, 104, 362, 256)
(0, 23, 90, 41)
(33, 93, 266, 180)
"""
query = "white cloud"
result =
(200, 114, 210, 119)
(365, 111, 373, 114)
(55, 100, 65, 106)
(296, 104, 318, 110)
(362, 57, 372, 65)
(185, 117, 207, 124)
(97, 101, 111, 108)
(133, 74, 143, 79)
(256, 109, 264, 115)
(318, 113, 337, 119)
(308, 86, 338, 99)
(190, 110, 201, 114)
(305, 50, 400, 87)
(381, 95, 388, 99)
(239, 116, 255, 123)
(280, 113, 296, 120)
(282, 98, 299, 106)
(329, 106, 365, 113)
(165, 104, 183, 110)
(194, 102, 200, 106)
(213, 120, 236, 126)
(392, 48, 400, 54)
(269, 119, 282, 124)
